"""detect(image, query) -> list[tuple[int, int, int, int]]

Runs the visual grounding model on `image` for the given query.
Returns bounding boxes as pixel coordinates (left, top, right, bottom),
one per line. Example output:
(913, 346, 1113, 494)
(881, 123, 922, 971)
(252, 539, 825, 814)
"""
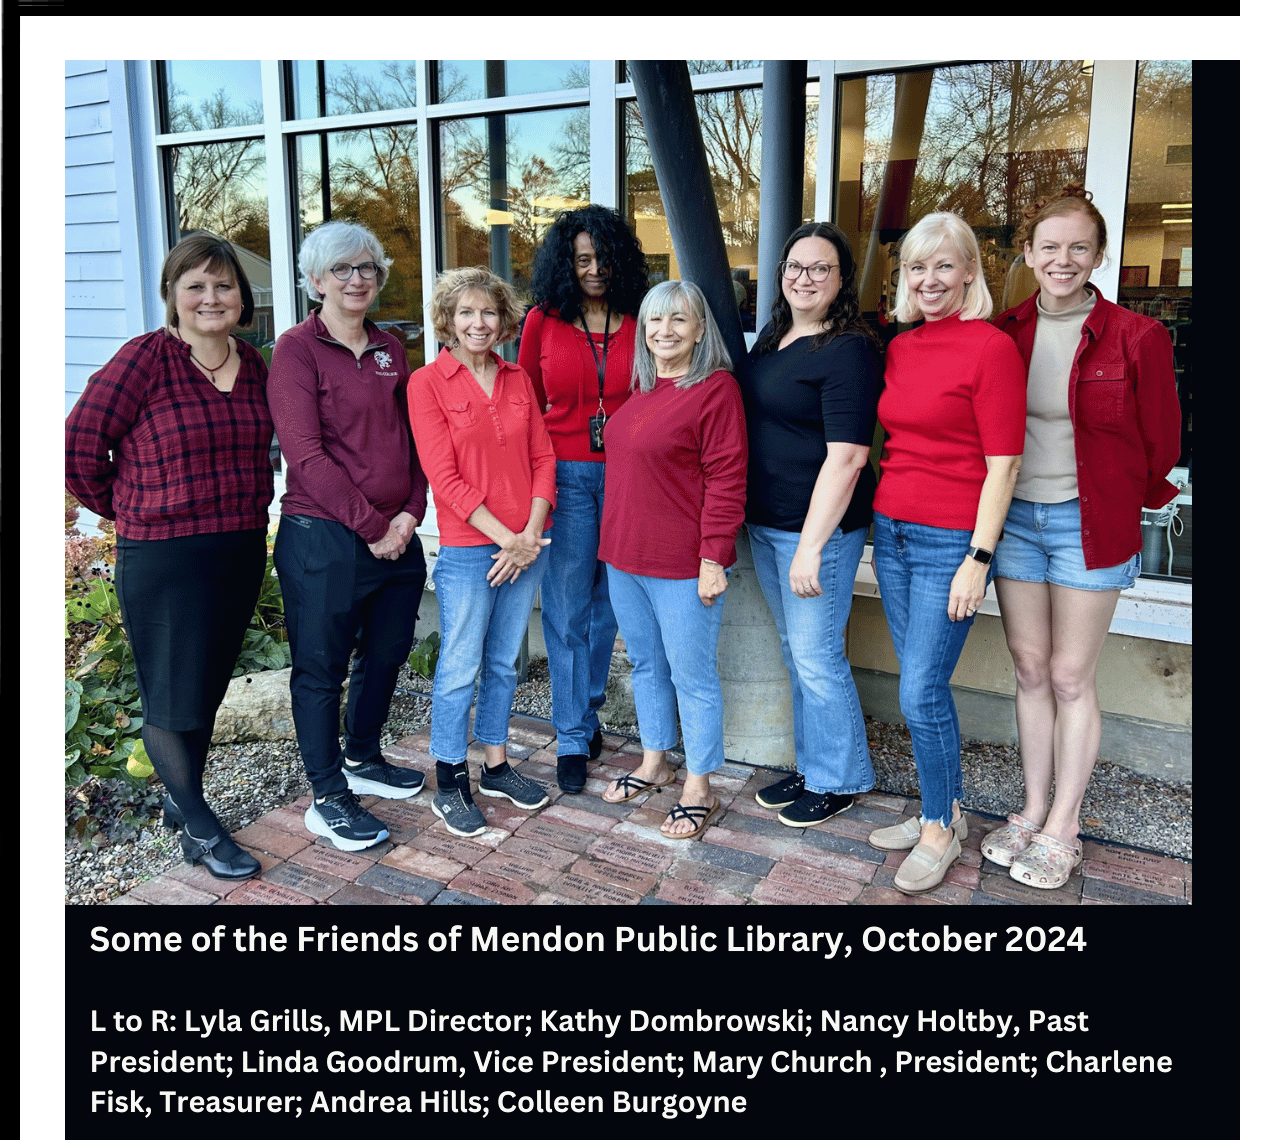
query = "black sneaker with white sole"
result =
(305, 790, 390, 851)
(755, 771, 805, 809)
(478, 762, 549, 809)
(432, 771, 487, 837)
(343, 755, 425, 799)
(777, 790, 854, 828)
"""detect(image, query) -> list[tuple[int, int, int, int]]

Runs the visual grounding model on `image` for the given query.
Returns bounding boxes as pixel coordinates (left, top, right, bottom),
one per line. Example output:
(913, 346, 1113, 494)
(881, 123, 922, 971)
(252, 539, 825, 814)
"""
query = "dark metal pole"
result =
(629, 60, 744, 371)
(757, 61, 807, 336)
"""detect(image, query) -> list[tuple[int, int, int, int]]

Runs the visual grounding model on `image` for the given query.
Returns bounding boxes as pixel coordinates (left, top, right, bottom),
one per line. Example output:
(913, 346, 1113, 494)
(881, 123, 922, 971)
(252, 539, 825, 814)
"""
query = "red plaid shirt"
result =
(65, 329, 274, 540)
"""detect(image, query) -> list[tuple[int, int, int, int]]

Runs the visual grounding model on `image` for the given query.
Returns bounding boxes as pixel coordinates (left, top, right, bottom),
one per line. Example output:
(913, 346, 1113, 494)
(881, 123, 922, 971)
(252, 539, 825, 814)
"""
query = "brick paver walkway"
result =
(117, 715, 1192, 906)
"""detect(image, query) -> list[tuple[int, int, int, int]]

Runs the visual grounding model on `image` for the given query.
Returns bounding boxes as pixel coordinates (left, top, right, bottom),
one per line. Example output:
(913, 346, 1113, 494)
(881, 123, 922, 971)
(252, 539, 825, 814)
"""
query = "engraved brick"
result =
(327, 883, 415, 905)
(586, 835, 676, 875)
(408, 829, 496, 865)
(543, 803, 619, 833)
(128, 874, 221, 906)
(751, 878, 843, 905)
(262, 861, 346, 901)
(357, 863, 442, 903)
(477, 850, 563, 888)
(766, 860, 864, 902)
(430, 889, 499, 905)
(449, 868, 538, 905)
(515, 816, 598, 853)
(381, 844, 466, 884)
(546, 873, 644, 906)
(224, 879, 317, 905)
(1080, 877, 1188, 905)
(1081, 860, 1186, 898)
(495, 835, 579, 870)
(655, 878, 743, 906)
(293, 844, 374, 882)
(567, 856, 656, 896)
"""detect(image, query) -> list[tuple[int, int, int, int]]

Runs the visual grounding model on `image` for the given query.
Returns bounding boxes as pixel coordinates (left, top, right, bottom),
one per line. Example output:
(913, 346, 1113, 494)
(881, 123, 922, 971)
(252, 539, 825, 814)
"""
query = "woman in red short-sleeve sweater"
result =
(867, 212, 1027, 894)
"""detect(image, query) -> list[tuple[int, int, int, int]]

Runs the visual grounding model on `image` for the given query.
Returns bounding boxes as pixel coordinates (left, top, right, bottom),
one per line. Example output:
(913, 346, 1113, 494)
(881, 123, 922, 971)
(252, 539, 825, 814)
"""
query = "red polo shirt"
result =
(407, 348, 557, 546)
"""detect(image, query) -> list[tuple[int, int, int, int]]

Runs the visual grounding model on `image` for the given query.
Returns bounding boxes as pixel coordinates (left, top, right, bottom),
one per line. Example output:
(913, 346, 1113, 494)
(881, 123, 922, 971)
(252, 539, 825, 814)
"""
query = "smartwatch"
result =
(966, 546, 993, 565)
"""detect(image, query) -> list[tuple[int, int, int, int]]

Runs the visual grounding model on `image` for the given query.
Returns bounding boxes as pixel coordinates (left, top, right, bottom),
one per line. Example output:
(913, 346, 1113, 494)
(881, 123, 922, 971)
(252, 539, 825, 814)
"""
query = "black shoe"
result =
(343, 755, 425, 799)
(778, 790, 854, 828)
(589, 729, 604, 760)
(432, 771, 488, 837)
(180, 826, 261, 881)
(557, 754, 588, 794)
(755, 771, 805, 809)
(479, 762, 549, 809)
(161, 794, 184, 832)
(306, 790, 390, 851)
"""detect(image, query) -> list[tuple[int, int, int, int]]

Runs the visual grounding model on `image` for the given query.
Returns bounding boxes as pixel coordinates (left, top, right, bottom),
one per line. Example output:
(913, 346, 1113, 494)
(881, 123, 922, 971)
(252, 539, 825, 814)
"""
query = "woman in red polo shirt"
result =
(66, 232, 274, 881)
(408, 267, 558, 838)
(982, 186, 1181, 889)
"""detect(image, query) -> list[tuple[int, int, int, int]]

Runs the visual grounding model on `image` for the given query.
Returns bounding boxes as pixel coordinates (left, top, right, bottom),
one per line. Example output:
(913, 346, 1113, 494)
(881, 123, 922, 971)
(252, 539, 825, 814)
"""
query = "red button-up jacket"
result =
(994, 286, 1181, 570)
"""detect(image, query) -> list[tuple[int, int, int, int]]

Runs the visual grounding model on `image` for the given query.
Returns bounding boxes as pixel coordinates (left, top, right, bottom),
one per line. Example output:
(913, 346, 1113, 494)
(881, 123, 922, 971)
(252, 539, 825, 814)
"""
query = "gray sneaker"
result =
(432, 779, 487, 837)
(478, 762, 549, 810)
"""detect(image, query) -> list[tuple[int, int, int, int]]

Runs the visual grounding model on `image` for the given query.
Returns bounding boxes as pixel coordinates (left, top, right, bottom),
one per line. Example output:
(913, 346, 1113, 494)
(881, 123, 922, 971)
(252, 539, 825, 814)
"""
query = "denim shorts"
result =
(995, 498, 1140, 591)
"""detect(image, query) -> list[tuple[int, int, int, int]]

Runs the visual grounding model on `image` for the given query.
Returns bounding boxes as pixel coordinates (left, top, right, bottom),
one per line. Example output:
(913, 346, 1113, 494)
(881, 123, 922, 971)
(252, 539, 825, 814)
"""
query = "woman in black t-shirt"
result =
(738, 222, 881, 828)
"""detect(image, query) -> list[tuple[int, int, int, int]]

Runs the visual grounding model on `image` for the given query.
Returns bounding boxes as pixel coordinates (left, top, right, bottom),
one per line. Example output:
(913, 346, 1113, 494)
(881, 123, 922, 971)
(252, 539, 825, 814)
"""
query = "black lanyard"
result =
(579, 309, 611, 417)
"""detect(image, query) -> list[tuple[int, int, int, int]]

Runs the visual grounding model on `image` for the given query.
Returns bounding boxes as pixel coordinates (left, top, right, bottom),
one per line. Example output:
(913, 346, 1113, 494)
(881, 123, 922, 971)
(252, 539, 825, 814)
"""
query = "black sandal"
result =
(602, 769, 675, 804)
(660, 797, 721, 841)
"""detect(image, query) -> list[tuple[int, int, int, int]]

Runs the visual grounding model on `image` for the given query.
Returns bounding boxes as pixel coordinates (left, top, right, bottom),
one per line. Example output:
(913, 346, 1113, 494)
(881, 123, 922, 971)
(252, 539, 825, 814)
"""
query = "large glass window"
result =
(294, 124, 424, 368)
(159, 61, 263, 133)
(435, 61, 587, 103)
(836, 61, 1093, 325)
(1121, 61, 1192, 581)
(624, 84, 769, 331)
(288, 61, 416, 118)
(162, 138, 274, 354)
(435, 107, 589, 308)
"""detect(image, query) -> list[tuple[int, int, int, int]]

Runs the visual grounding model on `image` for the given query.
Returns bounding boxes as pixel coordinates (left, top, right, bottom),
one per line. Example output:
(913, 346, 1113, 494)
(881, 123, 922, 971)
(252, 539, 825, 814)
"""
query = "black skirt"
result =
(115, 529, 267, 731)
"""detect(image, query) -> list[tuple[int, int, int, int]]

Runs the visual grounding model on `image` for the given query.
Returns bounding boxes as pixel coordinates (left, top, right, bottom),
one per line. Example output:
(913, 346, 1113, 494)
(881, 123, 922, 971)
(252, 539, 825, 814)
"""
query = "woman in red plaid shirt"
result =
(66, 231, 275, 882)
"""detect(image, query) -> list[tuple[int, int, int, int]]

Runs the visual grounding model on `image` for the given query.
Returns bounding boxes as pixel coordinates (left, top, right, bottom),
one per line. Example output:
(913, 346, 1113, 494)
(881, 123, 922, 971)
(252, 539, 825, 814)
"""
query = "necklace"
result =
(187, 337, 232, 382)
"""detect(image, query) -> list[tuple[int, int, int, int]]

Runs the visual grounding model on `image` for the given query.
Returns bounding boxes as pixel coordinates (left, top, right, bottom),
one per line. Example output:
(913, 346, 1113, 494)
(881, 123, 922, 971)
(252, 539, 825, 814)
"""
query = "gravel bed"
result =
(64, 658, 1191, 904)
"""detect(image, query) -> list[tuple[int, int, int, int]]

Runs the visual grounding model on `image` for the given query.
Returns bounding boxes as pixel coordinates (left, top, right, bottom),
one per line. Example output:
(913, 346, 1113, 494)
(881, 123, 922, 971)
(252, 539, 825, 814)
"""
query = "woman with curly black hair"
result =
(738, 222, 883, 829)
(518, 204, 650, 794)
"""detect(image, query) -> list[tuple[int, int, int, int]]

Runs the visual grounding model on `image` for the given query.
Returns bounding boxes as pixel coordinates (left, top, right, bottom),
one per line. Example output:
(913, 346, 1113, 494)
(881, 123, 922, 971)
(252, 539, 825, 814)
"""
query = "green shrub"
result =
(407, 632, 440, 681)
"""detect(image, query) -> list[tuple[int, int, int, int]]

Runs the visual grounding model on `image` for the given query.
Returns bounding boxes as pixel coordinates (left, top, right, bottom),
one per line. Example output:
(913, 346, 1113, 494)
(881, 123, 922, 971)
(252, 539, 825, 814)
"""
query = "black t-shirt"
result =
(738, 330, 881, 533)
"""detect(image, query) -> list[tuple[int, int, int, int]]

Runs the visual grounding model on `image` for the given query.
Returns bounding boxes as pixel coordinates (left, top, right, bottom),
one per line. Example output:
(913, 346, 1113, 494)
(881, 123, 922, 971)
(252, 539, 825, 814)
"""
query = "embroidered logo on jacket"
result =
(375, 350, 393, 371)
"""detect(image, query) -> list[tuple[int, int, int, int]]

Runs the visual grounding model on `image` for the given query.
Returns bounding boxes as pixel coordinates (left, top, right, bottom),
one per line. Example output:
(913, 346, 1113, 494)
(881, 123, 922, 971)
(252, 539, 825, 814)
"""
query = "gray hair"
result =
(297, 220, 393, 302)
(891, 211, 993, 323)
(632, 280, 733, 392)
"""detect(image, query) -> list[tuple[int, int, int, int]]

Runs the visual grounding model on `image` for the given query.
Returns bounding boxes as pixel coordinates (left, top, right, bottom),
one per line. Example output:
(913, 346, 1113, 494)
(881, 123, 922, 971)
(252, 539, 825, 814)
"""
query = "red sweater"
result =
(517, 307, 636, 463)
(599, 371, 747, 579)
(874, 313, 1027, 531)
(994, 286, 1181, 569)
(407, 348, 557, 547)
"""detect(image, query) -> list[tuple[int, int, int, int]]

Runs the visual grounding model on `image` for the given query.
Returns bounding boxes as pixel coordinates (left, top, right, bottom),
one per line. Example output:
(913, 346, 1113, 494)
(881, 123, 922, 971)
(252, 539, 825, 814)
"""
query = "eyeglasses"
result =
(780, 260, 838, 282)
(329, 262, 380, 281)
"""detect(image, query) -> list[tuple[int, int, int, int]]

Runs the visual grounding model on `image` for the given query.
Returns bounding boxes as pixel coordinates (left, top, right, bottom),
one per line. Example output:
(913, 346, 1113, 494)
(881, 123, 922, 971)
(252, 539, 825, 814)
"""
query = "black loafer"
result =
(180, 826, 261, 881)
(557, 754, 589, 794)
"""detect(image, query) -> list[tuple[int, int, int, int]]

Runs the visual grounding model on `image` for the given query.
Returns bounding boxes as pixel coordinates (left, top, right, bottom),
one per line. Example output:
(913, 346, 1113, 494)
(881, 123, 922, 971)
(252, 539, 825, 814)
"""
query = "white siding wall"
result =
(66, 61, 146, 415)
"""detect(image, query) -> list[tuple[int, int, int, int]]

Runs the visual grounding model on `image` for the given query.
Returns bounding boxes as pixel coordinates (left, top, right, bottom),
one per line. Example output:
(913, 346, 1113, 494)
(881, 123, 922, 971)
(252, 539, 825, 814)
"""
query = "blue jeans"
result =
(606, 566, 727, 777)
(747, 524, 875, 795)
(430, 544, 549, 764)
(540, 460, 617, 756)
(871, 512, 994, 826)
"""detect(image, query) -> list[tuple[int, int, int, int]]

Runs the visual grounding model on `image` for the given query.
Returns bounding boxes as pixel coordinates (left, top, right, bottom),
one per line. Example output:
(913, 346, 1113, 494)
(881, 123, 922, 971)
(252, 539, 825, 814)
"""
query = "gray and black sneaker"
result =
(778, 790, 854, 828)
(432, 772, 487, 837)
(755, 771, 806, 809)
(343, 755, 425, 799)
(305, 789, 390, 851)
(479, 762, 549, 810)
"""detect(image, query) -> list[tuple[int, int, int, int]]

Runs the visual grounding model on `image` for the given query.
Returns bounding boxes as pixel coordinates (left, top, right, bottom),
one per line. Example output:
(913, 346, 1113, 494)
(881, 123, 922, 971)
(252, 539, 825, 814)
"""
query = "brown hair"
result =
(160, 231, 254, 329)
(1018, 184, 1108, 255)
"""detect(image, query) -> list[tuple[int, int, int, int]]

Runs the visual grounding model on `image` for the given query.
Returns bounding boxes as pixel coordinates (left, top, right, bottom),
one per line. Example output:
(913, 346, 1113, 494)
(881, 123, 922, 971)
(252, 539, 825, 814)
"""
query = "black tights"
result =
(142, 722, 240, 859)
